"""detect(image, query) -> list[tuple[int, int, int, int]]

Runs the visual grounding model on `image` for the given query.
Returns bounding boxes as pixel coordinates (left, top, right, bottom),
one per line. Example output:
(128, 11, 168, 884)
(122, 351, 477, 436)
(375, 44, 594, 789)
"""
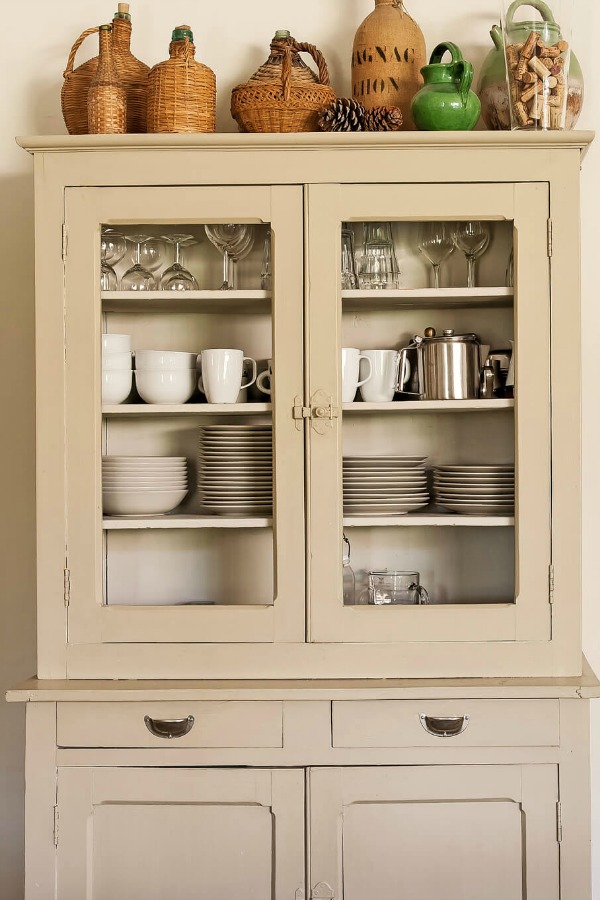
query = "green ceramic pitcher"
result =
(411, 43, 481, 131)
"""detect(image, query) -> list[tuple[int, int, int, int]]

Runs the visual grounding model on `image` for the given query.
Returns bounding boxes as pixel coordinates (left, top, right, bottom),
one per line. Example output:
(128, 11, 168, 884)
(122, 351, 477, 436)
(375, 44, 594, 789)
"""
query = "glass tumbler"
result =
(358, 222, 400, 290)
(341, 225, 359, 290)
(366, 571, 430, 605)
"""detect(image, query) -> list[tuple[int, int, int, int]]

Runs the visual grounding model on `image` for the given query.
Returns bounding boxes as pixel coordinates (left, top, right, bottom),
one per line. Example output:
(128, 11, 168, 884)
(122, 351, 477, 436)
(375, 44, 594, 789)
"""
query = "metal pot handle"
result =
(506, 0, 556, 30)
(398, 345, 420, 397)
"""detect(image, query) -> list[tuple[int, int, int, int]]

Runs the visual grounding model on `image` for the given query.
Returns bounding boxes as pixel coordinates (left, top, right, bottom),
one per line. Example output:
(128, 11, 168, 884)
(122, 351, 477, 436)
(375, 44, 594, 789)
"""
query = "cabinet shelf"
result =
(343, 515, 515, 527)
(342, 287, 513, 312)
(103, 516, 273, 530)
(101, 290, 272, 314)
(102, 403, 272, 416)
(343, 399, 514, 414)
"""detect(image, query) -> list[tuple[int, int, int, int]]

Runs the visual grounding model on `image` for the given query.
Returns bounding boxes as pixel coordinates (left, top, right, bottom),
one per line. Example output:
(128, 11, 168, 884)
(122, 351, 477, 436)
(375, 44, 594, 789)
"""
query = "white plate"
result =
(434, 466, 514, 473)
(343, 499, 429, 508)
(438, 504, 514, 515)
(344, 456, 427, 467)
(434, 478, 515, 486)
(102, 456, 186, 464)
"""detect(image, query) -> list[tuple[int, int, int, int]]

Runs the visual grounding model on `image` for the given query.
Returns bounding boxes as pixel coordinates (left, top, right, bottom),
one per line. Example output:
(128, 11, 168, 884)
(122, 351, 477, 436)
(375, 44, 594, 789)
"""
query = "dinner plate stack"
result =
(433, 465, 515, 515)
(198, 425, 273, 516)
(102, 456, 189, 516)
(343, 455, 429, 516)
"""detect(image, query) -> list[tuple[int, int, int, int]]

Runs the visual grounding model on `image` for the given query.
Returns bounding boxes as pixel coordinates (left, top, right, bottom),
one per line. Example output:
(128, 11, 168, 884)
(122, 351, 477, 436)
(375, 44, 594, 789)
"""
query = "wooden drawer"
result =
(57, 701, 284, 748)
(331, 700, 560, 748)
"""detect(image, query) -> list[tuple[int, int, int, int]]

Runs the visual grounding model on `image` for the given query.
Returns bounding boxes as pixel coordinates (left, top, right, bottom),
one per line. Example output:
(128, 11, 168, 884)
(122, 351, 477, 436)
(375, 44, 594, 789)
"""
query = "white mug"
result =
(359, 350, 411, 402)
(198, 349, 257, 404)
(256, 359, 273, 396)
(341, 348, 372, 403)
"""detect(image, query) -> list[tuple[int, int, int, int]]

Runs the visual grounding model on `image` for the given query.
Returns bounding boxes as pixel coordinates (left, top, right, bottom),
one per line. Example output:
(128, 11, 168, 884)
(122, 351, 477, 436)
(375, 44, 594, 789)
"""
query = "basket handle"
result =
(63, 26, 100, 79)
(281, 39, 332, 101)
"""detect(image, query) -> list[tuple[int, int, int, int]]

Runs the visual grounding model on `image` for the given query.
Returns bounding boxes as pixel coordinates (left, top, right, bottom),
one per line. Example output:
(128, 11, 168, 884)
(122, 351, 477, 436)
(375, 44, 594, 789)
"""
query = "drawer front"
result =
(332, 700, 560, 748)
(57, 701, 283, 748)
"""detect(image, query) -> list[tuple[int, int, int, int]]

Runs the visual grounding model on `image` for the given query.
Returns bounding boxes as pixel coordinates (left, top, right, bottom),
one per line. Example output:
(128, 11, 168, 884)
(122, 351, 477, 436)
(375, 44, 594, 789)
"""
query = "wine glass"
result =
(417, 223, 455, 289)
(159, 235, 199, 291)
(261, 229, 272, 290)
(138, 237, 166, 275)
(204, 224, 254, 290)
(453, 221, 491, 288)
(228, 227, 255, 289)
(121, 235, 157, 291)
(100, 229, 126, 291)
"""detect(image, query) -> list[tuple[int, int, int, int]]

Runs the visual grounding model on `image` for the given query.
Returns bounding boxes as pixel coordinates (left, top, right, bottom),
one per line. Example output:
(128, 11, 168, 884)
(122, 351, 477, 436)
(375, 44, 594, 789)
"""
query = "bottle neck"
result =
(96, 28, 115, 80)
(112, 15, 132, 49)
(170, 38, 195, 59)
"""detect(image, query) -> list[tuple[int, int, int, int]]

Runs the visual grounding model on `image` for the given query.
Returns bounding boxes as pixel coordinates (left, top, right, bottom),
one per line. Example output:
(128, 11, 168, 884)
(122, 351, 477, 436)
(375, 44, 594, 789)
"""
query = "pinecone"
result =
(364, 105, 403, 132)
(319, 98, 367, 132)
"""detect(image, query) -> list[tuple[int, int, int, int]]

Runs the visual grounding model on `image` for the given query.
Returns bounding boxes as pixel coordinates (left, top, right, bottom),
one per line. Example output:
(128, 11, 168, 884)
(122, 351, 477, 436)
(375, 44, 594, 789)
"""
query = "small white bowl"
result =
(103, 476, 188, 487)
(135, 350, 198, 370)
(102, 350, 133, 371)
(135, 369, 196, 404)
(103, 488, 188, 516)
(102, 456, 186, 464)
(102, 370, 132, 404)
(102, 334, 131, 352)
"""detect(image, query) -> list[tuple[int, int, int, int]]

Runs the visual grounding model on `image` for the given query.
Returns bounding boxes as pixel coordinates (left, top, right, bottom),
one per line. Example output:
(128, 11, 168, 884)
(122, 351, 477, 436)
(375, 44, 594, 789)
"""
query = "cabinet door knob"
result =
(144, 714, 195, 739)
(419, 713, 470, 738)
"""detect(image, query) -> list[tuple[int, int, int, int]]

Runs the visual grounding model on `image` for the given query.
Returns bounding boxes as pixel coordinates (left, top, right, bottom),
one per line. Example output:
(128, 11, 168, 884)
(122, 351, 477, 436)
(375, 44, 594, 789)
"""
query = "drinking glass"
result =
(121, 234, 157, 291)
(506, 247, 514, 288)
(229, 226, 255, 289)
(453, 222, 491, 288)
(204, 224, 254, 290)
(159, 235, 199, 291)
(100, 229, 126, 291)
(341, 224, 359, 290)
(363, 571, 430, 605)
(138, 238, 166, 274)
(358, 222, 400, 290)
(261, 229, 272, 290)
(417, 222, 455, 288)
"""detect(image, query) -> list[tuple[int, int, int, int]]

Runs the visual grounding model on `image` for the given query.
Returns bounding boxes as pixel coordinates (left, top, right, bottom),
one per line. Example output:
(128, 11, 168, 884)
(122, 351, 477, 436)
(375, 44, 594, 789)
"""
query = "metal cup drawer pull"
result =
(144, 715, 195, 739)
(419, 713, 470, 738)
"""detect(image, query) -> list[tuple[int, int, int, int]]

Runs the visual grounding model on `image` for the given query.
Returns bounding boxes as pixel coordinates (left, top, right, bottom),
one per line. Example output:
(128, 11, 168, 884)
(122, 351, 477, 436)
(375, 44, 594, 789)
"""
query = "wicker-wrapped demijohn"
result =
(87, 25, 126, 134)
(352, 0, 426, 130)
(147, 26, 216, 133)
(231, 30, 336, 133)
(61, 3, 149, 135)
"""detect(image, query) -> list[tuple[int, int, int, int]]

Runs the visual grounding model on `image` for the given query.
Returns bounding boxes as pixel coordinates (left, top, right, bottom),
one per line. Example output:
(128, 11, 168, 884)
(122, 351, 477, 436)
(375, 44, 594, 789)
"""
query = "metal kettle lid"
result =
(421, 327, 479, 343)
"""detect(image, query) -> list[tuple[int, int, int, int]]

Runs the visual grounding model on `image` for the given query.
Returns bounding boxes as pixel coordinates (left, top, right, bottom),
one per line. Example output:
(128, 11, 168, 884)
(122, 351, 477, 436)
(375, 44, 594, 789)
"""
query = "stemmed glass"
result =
(453, 221, 491, 288)
(204, 224, 255, 290)
(121, 234, 157, 291)
(417, 223, 455, 289)
(138, 238, 166, 276)
(159, 234, 199, 291)
(100, 230, 126, 291)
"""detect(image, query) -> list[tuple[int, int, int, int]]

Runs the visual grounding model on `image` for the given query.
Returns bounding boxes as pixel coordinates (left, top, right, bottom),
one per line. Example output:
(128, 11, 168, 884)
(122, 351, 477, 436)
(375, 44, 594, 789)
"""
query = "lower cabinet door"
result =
(56, 767, 305, 900)
(309, 765, 559, 900)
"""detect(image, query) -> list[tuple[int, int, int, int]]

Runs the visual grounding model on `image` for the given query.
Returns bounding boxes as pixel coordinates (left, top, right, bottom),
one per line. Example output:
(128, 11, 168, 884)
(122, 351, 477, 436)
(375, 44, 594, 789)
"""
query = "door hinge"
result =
(549, 563, 555, 604)
(63, 568, 71, 607)
(547, 218, 553, 258)
(311, 884, 334, 900)
(62, 223, 68, 262)
(53, 805, 59, 847)
(557, 800, 563, 843)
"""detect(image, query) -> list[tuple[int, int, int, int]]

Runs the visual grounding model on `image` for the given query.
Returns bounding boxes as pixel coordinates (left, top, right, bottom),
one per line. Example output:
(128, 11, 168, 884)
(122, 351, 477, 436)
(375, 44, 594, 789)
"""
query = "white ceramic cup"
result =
(135, 350, 198, 371)
(135, 369, 196, 404)
(256, 359, 273, 396)
(341, 348, 372, 403)
(102, 369, 132, 404)
(102, 350, 133, 371)
(198, 349, 257, 404)
(359, 350, 411, 402)
(102, 333, 131, 353)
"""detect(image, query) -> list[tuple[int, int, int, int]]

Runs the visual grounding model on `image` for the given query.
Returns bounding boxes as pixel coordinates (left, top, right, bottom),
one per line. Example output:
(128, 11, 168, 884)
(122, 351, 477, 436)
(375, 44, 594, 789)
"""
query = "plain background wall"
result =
(0, 1, 598, 895)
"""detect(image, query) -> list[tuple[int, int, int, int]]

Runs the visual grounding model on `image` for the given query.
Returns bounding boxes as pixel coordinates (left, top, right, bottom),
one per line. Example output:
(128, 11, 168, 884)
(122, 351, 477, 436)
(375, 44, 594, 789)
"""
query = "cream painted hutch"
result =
(7, 131, 599, 899)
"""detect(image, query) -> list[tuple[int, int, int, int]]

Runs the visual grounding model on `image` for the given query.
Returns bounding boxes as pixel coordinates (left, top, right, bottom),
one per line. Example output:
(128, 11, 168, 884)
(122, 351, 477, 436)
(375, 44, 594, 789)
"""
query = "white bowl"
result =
(103, 477, 188, 487)
(135, 350, 198, 370)
(102, 334, 131, 352)
(102, 370, 132, 404)
(103, 488, 189, 516)
(102, 456, 186, 464)
(102, 350, 133, 371)
(135, 369, 196, 405)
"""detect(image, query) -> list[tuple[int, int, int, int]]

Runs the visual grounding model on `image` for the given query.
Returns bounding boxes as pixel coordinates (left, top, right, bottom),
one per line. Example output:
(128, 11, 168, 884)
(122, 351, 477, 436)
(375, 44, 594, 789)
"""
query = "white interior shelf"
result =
(343, 399, 514, 414)
(343, 515, 515, 527)
(103, 516, 273, 530)
(342, 286, 513, 311)
(101, 290, 271, 314)
(102, 403, 272, 416)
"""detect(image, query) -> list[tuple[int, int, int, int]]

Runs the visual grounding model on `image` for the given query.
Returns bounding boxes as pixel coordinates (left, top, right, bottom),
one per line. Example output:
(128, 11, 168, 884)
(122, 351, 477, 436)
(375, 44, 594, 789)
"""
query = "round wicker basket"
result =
(61, 3, 149, 135)
(147, 26, 216, 134)
(231, 31, 336, 133)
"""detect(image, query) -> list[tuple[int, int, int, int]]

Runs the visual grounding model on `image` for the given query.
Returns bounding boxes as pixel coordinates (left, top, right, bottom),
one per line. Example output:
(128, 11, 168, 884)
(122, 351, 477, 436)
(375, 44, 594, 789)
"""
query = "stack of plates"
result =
(343, 455, 429, 516)
(198, 425, 273, 516)
(102, 456, 189, 516)
(433, 465, 515, 515)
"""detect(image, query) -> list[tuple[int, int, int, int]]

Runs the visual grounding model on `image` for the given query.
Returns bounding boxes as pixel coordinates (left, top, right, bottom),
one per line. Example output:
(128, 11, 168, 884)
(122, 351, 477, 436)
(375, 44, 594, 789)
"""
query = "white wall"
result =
(0, 1, 598, 896)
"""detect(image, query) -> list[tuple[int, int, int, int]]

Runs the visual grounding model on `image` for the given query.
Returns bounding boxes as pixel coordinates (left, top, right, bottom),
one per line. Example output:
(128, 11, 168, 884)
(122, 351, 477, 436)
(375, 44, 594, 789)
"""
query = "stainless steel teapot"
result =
(399, 327, 481, 401)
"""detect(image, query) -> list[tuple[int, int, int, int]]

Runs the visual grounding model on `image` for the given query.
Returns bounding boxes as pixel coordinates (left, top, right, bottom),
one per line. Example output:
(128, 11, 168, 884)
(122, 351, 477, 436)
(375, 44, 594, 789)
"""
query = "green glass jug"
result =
(411, 43, 481, 131)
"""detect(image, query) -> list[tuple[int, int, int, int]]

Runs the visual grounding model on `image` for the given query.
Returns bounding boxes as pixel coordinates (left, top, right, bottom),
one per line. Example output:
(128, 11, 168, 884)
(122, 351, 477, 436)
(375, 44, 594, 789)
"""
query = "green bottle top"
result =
(172, 25, 194, 42)
(274, 30, 291, 39)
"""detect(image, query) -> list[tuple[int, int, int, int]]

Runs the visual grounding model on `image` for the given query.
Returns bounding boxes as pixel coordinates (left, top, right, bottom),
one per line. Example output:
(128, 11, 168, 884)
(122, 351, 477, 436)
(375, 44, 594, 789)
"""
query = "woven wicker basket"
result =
(231, 31, 336, 133)
(147, 26, 216, 133)
(61, 3, 149, 135)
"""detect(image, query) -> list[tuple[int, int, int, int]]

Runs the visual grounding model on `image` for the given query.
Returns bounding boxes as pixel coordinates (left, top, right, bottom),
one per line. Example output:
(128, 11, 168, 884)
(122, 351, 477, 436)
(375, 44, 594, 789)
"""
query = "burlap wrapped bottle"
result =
(61, 3, 149, 135)
(352, 0, 426, 130)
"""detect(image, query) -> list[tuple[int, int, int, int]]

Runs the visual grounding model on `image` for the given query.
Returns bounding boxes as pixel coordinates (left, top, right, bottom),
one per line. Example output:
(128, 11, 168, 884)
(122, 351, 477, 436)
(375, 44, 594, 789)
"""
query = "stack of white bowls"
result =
(433, 465, 515, 515)
(102, 334, 133, 404)
(102, 456, 189, 516)
(135, 350, 198, 405)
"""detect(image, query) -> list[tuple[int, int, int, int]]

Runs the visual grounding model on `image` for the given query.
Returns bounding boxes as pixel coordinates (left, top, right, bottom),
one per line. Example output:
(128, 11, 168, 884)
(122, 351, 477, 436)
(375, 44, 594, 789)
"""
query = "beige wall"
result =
(1, 1, 598, 896)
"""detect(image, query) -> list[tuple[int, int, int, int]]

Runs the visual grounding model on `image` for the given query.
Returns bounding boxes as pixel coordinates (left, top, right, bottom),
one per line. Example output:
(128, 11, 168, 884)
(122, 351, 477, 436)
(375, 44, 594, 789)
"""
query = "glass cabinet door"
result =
(64, 185, 304, 645)
(307, 181, 551, 645)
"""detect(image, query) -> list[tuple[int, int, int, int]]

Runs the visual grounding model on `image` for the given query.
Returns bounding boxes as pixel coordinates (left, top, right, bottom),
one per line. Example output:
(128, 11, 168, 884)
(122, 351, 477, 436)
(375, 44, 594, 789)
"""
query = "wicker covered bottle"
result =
(147, 26, 216, 133)
(231, 30, 336, 133)
(61, 3, 149, 135)
(88, 25, 126, 134)
(352, 0, 426, 130)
